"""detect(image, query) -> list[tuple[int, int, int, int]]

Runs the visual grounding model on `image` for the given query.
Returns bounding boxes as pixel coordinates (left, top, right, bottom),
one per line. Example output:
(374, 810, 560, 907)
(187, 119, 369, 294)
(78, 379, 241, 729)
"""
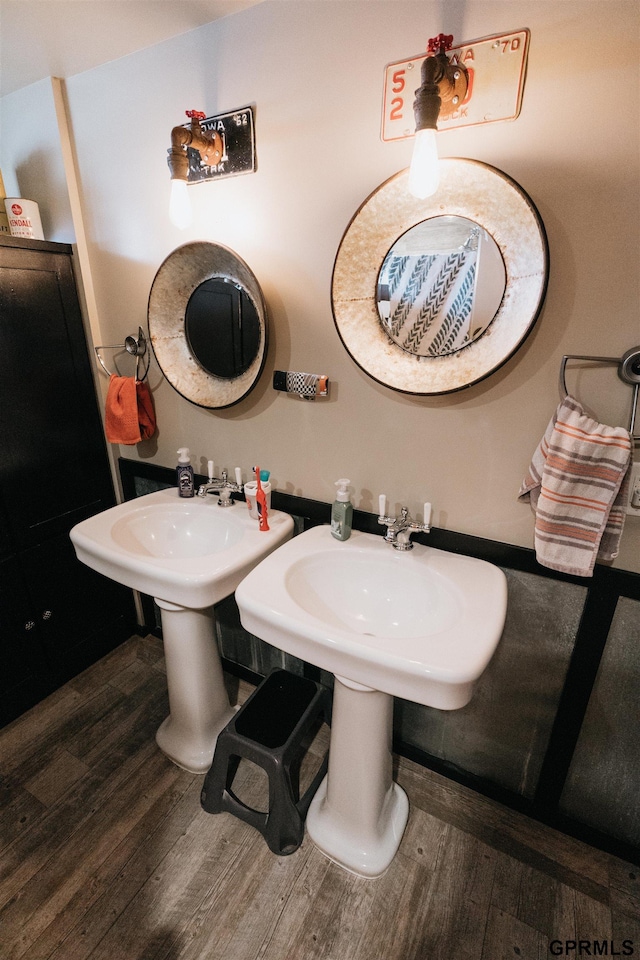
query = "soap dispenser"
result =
(176, 448, 194, 498)
(331, 479, 353, 541)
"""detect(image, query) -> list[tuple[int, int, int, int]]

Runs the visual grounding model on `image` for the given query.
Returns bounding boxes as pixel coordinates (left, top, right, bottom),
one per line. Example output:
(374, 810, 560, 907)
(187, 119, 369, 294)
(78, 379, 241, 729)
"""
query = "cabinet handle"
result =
(42, 610, 53, 621)
(25, 620, 36, 631)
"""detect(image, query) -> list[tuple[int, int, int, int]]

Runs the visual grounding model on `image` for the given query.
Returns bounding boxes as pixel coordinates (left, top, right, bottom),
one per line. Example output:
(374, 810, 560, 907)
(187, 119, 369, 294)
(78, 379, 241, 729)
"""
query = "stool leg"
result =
(201, 741, 241, 814)
(263, 759, 305, 855)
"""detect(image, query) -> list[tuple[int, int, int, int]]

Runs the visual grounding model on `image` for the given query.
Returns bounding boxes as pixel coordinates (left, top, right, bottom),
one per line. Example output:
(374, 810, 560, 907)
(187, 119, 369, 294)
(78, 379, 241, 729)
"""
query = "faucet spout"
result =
(377, 504, 431, 551)
(197, 469, 243, 506)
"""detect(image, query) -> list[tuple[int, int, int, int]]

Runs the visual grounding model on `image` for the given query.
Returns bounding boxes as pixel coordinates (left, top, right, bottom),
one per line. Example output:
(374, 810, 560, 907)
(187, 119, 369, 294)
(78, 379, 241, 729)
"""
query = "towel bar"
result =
(559, 346, 640, 441)
(95, 327, 149, 381)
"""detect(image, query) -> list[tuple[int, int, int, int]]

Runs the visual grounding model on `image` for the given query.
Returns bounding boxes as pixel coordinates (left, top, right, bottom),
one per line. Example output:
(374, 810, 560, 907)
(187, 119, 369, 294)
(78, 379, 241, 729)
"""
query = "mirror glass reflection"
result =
(185, 278, 261, 379)
(376, 216, 506, 358)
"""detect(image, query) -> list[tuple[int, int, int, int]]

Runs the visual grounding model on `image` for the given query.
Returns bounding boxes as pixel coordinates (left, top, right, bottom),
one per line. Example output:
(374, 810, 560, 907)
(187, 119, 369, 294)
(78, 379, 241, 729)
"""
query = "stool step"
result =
(235, 670, 320, 748)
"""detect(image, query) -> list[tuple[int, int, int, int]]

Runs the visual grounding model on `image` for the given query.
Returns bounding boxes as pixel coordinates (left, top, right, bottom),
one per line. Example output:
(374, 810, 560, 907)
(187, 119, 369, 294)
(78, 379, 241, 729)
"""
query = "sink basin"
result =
(71, 487, 294, 609)
(236, 524, 507, 711)
(236, 524, 507, 877)
(70, 487, 294, 773)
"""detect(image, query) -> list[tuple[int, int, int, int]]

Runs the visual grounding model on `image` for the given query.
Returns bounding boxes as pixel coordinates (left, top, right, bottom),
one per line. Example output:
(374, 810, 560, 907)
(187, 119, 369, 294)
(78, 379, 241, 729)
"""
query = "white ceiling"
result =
(0, 0, 264, 97)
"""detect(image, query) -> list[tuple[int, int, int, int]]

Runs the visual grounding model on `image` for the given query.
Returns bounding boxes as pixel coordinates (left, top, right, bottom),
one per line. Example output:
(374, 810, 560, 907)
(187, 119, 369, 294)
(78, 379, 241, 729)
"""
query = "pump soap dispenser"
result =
(331, 479, 353, 541)
(176, 448, 195, 498)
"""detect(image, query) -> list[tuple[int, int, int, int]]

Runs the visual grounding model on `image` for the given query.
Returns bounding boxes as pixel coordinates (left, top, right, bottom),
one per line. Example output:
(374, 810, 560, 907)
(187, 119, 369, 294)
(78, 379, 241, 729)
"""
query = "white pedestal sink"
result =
(70, 488, 293, 773)
(235, 524, 507, 877)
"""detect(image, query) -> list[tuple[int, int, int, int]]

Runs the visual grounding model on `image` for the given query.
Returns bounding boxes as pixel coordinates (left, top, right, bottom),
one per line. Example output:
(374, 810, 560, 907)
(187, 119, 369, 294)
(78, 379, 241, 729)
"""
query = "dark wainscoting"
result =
(119, 458, 640, 867)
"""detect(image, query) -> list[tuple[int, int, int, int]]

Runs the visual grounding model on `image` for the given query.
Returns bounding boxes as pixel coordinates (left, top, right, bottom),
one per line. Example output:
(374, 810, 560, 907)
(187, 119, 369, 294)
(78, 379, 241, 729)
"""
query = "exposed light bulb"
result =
(408, 128, 440, 199)
(169, 178, 192, 229)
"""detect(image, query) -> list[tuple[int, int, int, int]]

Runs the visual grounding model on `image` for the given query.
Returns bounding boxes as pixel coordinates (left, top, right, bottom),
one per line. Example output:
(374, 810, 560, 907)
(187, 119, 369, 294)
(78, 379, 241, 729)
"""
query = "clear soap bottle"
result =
(331, 479, 353, 541)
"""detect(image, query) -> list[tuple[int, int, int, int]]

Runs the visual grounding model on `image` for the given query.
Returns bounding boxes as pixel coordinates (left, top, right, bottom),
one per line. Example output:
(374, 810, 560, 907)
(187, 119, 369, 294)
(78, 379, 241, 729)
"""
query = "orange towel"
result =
(105, 375, 156, 444)
(136, 380, 156, 440)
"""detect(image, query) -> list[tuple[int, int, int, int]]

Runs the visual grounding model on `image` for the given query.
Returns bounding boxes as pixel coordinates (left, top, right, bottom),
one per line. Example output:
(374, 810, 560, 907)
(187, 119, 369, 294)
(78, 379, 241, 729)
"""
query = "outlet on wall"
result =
(626, 462, 640, 517)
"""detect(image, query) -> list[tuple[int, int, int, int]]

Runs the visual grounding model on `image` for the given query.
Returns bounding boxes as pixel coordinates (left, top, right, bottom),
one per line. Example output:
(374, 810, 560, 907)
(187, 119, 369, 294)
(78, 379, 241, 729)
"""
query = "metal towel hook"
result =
(558, 345, 640, 440)
(95, 327, 149, 381)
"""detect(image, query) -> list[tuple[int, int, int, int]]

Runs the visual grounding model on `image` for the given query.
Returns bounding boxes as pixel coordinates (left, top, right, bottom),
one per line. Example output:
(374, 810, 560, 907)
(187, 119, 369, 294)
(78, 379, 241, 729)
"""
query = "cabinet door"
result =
(0, 244, 115, 548)
(0, 555, 51, 726)
(19, 532, 136, 685)
(0, 498, 12, 562)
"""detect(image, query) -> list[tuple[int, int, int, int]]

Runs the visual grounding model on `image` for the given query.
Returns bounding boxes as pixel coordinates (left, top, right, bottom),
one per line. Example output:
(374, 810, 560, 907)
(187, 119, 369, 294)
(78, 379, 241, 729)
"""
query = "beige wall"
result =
(2, 0, 639, 571)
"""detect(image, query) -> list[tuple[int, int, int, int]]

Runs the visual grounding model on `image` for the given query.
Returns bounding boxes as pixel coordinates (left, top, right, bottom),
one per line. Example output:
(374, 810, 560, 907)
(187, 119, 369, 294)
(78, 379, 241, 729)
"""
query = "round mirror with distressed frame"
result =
(332, 159, 549, 394)
(148, 241, 268, 408)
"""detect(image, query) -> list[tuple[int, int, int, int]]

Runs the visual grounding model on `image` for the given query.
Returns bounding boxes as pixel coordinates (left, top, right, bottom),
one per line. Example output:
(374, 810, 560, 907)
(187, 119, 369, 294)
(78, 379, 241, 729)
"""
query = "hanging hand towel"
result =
(105, 375, 156, 445)
(518, 395, 631, 577)
(135, 379, 156, 440)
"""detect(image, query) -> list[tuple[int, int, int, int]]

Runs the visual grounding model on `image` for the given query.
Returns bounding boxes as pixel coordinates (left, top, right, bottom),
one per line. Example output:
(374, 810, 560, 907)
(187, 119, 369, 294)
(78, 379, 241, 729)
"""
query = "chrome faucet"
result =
(197, 462, 243, 507)
(377, 497, 431, 551)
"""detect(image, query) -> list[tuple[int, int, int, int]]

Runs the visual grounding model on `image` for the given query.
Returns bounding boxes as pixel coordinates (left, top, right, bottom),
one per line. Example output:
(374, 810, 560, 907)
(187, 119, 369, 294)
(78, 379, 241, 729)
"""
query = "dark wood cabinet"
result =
(0, 234, 136, 726)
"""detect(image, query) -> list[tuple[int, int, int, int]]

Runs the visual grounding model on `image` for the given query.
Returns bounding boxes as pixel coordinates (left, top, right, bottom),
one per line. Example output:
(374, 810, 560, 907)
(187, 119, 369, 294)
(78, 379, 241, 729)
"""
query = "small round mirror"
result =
(148, 241, 268, 408)
(376, 216, 506, 358)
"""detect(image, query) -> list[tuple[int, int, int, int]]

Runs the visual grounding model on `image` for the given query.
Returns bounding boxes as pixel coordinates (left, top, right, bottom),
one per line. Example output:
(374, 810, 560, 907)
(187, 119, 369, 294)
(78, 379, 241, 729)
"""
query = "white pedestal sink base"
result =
(306, 676, 409, 879)
(155, 599, 235, 774)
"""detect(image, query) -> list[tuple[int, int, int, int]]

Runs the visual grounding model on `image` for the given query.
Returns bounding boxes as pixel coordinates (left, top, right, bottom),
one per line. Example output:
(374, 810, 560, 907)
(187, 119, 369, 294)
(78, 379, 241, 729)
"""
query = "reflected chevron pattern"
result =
(379, 247, 478, 357)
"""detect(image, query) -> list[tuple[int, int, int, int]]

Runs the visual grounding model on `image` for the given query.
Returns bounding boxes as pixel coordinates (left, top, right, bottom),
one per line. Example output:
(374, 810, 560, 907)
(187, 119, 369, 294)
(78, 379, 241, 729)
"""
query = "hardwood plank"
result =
(65, 670, 167, 762)
(164, 832, 314, 960)
(0, 676, 168, 905)
(399, 801, 450, 869)
(0, 683, 102, 775)
(481, 906, 546, 960)
(611, 906, 640, 953)
(610, 858, 640, 920)
(255, 848, 364, 960)
(397, 758, 612, 902)
(490, 853, 612, 947)
(42, 779, 237, 960)
(39, 757, 294, 960)
(0, 682, 129, 783)
(64, 634, 161, 691)
(83, 816, 293, 960)
(110, 658, 160, 696)
(491, 853, 559, 936)
(405, 822, 496, 960)
(547, 882, 579, 943)
(24, 748, 90, 807)
(25, 768, 194, 960)
(0, 747, 176, 958)
(0, 776, 47, 855)
(573, 885, 612, 941)
(337, 853, 428, 960)
(255, 847, 333, 959)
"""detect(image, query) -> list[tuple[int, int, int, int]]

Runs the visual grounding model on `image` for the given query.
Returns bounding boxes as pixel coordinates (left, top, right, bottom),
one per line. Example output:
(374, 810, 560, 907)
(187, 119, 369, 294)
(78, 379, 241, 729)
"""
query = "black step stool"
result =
(201, 669, 330, 855)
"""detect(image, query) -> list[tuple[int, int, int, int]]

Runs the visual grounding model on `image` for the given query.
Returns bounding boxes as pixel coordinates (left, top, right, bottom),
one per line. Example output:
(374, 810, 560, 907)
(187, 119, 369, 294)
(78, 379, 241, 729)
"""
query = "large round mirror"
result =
(148, 241, 268, 408)
(332, 159, 548, 394)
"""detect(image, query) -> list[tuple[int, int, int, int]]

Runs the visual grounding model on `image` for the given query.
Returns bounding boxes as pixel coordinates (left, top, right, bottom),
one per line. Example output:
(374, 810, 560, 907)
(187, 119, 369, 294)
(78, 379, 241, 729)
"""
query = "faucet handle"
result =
(207, 460, 215, 482)
(378, 494, 387, 518)
(423, 502, 432, 527)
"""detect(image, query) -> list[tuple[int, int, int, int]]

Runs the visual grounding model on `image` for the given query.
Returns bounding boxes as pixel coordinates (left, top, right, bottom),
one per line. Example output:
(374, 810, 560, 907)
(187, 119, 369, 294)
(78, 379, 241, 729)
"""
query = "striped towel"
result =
(518, 395, 631, 577)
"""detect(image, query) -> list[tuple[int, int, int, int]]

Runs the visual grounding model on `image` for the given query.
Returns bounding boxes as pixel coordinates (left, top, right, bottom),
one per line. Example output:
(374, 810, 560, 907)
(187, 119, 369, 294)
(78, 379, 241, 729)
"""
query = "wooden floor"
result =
(1, 634, 639, 960)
